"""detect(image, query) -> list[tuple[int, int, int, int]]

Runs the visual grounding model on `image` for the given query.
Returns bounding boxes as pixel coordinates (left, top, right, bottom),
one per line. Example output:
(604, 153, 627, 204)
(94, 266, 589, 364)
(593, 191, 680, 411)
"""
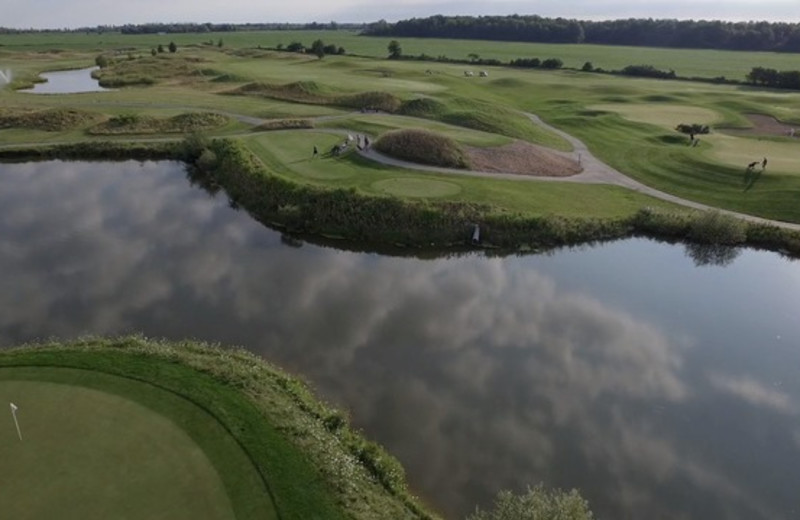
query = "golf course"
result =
(2, 28, 800, 256)
(1, 26, 800, 518)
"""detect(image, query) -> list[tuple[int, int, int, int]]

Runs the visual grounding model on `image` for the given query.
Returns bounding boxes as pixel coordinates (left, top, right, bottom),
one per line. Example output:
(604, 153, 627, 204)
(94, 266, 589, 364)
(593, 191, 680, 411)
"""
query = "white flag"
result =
(9, 403, 17, 412)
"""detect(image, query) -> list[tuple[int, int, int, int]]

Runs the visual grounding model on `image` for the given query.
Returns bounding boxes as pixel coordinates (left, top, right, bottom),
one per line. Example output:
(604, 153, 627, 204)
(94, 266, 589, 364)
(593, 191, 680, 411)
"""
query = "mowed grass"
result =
(243, 130, 678, 217)
(0, 368, 276, 520)
(594, 102, 800, 175)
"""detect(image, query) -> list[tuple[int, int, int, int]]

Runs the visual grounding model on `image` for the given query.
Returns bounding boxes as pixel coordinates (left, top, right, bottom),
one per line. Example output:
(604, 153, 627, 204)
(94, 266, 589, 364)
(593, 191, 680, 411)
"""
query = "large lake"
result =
(1, 160, 799, 519)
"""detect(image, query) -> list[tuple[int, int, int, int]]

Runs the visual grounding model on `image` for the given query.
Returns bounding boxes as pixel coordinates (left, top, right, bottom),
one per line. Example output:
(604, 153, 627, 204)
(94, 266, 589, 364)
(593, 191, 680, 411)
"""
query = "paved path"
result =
(353, 112, 800, 231)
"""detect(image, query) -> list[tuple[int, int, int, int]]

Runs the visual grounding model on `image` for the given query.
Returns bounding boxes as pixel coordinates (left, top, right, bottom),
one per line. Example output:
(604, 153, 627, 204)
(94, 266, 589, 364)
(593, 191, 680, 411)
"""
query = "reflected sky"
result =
(1, 161, 800, 519)
(20, 67, 110, 94)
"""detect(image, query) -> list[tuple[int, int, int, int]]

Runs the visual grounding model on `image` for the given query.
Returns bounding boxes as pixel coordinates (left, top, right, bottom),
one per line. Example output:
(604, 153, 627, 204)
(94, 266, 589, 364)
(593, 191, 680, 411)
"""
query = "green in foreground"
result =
(0, 337, 594, 520)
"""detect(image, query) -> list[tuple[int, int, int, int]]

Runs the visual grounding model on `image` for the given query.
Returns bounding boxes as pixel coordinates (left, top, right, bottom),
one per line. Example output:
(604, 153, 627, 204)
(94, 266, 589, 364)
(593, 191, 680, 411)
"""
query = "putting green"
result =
(591, 103, 721, 130)
(372, 178, 462, 197)
(706, 133, 800, 174)
(0, 369, 276, 520)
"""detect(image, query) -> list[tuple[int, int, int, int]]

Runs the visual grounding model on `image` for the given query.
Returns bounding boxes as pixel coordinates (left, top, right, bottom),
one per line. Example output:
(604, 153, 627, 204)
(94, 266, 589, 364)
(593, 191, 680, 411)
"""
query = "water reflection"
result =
(1, 161, 799, 519)
(685, 242, 742, 267)
(20, 67, 110, 94)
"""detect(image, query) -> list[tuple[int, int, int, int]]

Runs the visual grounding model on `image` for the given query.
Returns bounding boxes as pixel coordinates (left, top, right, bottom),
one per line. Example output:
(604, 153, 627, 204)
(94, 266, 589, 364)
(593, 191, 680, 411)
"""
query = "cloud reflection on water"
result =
(0, 160, 796, 519)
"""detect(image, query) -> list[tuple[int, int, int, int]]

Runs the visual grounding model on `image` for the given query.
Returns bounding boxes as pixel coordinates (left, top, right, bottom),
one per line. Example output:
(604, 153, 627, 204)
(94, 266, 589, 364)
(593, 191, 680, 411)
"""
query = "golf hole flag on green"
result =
(10, 402, 22, 440)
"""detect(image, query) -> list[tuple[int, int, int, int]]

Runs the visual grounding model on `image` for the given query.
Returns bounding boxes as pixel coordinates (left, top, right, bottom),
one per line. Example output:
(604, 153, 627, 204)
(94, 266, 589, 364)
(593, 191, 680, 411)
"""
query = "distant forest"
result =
(362, 15, 800, 52)
(0, 22, 362, 35)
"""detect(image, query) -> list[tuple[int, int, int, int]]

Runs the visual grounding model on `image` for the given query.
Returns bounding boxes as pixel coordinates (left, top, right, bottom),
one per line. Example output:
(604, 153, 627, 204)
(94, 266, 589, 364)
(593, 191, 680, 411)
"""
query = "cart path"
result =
(354, 112, 800, 231)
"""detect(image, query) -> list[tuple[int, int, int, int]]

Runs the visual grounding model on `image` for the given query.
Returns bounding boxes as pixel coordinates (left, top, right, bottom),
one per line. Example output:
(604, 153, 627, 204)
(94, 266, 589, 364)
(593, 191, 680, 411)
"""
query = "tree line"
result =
(0, 22, 365, 35)
(747, 67, 800, 89)
(362, 15, 800, 52)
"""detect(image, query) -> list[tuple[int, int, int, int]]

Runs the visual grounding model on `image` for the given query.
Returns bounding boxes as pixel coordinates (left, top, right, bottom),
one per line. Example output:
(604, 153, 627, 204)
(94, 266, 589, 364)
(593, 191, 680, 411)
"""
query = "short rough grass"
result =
(0, 374, 254, 520)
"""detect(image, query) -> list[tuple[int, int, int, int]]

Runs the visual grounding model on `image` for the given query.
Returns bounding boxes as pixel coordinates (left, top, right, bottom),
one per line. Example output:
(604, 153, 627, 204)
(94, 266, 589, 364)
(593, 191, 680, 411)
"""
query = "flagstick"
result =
(10, 403, 21, 441)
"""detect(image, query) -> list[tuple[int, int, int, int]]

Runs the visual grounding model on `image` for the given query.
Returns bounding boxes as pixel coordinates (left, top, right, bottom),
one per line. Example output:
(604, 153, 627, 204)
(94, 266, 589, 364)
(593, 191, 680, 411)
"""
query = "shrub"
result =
(541, 58, 564, 69)
(688, 210, 747, 245)
(675, 123, 710, 135)
(375, 129, 470, 169)
(620, 64, 676, 79)
(467, 484, 593, 520)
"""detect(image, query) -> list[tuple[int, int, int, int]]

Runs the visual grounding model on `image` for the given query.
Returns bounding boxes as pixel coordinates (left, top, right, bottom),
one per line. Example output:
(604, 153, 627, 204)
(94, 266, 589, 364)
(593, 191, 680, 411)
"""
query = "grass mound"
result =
(375, 129, 470, 169)
(228, 82, 402, 112)
(339, 91, 402, 112)
(255, 119, 314, 131)
(0, 108, 100, 131)
(490, 77, 528, 88)
(94, 55, 210, 87)
(88, 112, 228, 135)
(398, 98, 448, 117)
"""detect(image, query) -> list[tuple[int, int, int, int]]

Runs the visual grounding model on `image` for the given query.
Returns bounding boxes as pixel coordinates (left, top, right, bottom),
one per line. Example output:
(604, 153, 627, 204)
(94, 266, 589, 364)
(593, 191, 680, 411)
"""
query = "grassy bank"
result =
(190, 138, 800, 256)
(0, 337, 439, 520)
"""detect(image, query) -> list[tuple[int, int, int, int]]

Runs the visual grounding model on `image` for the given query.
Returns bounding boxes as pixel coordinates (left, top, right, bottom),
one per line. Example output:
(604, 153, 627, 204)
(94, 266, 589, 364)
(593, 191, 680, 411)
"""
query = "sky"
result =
(2, 0, 799, 29)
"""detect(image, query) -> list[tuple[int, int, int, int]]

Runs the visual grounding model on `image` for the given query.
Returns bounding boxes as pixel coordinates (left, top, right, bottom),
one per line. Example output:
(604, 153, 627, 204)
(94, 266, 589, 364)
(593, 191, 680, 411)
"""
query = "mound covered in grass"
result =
(0, 108, 101, 131)
(228, 82, 402, 112)
(94, 55, 210, 87)
(375, 129, 471, 169)
(255, 118, 314, 131)
(88, 112, 228, 135)
(398, 98, 448, 118)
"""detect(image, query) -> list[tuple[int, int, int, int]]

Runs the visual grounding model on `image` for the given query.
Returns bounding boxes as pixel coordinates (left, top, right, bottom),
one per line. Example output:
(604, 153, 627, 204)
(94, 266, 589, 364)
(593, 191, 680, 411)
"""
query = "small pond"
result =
(20, 66, 110, 94)
(0, 160, 799, 519)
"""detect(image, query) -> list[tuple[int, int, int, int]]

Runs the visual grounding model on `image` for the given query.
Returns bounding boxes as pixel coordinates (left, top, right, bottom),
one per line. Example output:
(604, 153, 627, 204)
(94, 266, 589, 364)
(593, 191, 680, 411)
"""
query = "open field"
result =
(3, 30, 800, 80)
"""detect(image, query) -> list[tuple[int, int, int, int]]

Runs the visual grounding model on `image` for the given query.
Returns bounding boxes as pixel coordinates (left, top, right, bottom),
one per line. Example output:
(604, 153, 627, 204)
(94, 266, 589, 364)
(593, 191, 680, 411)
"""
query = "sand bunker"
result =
(465, 141, 582, 177)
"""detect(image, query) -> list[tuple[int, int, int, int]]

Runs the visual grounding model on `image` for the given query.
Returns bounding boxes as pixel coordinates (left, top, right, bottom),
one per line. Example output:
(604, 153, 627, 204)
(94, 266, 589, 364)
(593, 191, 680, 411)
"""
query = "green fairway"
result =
(590, 103, 722, 130)
(0, 368, 277, 520)
(373, 178, 463, 197)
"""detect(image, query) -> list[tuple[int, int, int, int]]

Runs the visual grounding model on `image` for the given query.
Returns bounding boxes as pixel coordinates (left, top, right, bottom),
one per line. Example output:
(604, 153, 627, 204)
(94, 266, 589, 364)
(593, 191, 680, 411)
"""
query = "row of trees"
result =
(747, 67, 800, 90)
(363, 15, 800, 52)
(278, 40, 345, 58)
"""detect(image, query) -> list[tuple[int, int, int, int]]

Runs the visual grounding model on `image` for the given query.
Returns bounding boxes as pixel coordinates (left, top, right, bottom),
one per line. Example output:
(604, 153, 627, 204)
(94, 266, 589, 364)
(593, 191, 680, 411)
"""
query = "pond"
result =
(20, 66, 110, 94)
(0, 160, 799, 520)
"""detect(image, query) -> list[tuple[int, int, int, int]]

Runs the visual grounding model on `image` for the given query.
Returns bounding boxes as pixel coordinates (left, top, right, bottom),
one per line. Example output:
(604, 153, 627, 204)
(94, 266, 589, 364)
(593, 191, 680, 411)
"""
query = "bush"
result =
(375, 129, 470, 169)
(541, 58, 563, 69)
(688, 210, 747, 245)
(619, 64, 676, 79)
(675, 123, 710, 135)
(468, 484, 593, 520)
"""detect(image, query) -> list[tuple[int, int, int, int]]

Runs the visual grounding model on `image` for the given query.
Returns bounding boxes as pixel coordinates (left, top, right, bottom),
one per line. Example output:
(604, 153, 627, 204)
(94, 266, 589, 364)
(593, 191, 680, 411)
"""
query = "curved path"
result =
(354, 112, 800, 231)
